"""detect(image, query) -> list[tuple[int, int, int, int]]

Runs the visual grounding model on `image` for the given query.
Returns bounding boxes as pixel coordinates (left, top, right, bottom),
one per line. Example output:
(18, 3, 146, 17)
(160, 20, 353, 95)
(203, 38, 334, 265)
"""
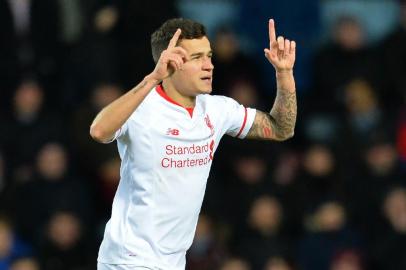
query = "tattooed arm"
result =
(247, 71, 296, 141)
(246, 19, 297, 141)
(89, 77, 158, 143)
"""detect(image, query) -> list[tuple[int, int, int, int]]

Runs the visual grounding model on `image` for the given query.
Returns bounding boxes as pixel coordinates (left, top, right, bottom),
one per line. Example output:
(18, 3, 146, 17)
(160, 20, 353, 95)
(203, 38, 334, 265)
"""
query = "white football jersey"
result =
(98, 85, 256, 270)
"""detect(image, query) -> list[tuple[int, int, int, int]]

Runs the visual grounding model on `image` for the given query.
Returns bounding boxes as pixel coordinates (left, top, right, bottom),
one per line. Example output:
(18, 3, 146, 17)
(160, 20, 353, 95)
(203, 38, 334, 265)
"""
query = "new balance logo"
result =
(166, 128, 180, 136)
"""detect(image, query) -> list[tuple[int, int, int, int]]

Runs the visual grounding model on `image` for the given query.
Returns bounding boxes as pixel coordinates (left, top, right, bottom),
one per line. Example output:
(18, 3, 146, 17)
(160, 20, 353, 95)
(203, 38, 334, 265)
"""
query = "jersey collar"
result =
(156, 84, 194, 118)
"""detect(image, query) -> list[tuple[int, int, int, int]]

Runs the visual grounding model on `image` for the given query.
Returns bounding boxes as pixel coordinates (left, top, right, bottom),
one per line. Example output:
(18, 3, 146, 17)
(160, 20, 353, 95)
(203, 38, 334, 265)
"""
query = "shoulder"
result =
(128, 89, 159, 122)
(198, 94, 238, 107)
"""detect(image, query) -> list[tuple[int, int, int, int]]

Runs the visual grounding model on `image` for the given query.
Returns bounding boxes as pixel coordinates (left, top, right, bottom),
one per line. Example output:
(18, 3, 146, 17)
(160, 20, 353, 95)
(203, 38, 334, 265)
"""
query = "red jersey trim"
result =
(236, 107, 248, 138)
(156, 84, 194, 118)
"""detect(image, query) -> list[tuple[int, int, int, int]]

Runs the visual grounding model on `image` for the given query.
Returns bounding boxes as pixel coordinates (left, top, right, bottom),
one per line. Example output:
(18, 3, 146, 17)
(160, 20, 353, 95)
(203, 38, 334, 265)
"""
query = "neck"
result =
(162, 80, 196, 108)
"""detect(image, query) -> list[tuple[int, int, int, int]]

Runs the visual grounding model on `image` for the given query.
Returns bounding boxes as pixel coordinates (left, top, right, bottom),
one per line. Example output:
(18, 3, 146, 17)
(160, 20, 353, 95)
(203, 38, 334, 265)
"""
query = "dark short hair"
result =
(151, 18, 207, 63)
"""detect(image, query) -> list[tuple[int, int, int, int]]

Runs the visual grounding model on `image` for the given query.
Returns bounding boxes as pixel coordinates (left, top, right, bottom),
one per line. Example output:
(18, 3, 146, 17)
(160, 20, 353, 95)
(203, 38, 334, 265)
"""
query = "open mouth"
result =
(200, 76, 212, 83)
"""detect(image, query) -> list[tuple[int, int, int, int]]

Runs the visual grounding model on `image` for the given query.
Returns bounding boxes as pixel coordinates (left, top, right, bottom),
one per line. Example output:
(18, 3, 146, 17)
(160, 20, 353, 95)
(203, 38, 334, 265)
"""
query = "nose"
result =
(202, 56, 214, 71)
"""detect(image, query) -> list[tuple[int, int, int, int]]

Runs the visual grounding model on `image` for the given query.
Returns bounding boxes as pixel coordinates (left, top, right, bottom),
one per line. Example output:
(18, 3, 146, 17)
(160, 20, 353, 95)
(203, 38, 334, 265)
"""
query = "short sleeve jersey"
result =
(98, 85, 256, 270)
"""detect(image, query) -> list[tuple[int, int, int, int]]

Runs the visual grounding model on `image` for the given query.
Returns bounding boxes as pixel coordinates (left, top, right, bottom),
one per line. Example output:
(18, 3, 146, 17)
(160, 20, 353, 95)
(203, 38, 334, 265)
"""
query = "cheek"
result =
(178, 66, 200, 82)
(183, 62, 201, 74)
(171, 63, 204, 92)
(171, 72, 194, 92)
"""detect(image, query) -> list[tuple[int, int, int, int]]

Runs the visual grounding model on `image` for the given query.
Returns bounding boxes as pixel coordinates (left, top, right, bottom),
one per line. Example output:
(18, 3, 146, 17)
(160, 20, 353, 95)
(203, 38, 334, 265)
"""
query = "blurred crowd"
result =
(0, 0, 406, 270)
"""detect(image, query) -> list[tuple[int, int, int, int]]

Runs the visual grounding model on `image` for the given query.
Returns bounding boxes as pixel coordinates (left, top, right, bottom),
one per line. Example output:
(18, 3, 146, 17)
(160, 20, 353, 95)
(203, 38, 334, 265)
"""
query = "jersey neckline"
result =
(156, 84, 194, 118)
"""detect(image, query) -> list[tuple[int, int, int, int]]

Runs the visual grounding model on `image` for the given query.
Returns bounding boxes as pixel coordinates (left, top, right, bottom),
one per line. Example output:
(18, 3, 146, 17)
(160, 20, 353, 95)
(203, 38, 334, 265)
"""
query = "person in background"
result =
(298, 200, 362, 270)
(186, 214, 225, 270)
(263, 256, 294, 270)
(236, 195, 292, 270)
(3, 79, 65, 183)
(9, 257, 40, 270)
(330, 249, 364, 270)
(219, 258, 251, 270)
(11, 142, 91, 244)
(39, 211, 92, 270)
(371, 187, 406, 270)
(0, 217, 32, 270)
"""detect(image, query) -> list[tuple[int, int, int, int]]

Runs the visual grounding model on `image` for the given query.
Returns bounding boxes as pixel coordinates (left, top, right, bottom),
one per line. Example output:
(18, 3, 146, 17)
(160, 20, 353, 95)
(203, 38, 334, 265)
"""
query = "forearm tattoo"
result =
(130, 81, 148, 95)
(247, 90, 297, 141)
(270, 89, 297, 139)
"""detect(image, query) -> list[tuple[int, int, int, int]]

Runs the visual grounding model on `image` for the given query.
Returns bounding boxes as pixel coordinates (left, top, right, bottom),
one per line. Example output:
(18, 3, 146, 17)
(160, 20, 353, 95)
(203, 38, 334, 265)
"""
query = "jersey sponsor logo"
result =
(161, 140, 215, 168)
(165, 143, 209, 155)
(204, 114, 215, 136)
(161, 156, 211, 168)
(166, 128, 180, 136)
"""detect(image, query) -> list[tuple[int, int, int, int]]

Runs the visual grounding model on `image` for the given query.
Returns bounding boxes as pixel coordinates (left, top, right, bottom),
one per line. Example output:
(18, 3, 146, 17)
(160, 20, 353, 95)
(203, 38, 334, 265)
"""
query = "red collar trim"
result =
(156, 84, 194, 118)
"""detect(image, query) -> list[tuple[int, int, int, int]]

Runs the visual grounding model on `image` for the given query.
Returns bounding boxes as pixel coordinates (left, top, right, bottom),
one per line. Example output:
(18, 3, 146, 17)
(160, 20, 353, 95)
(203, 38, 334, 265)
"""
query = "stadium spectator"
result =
(329, 249, 364, 270)
(298, 200, 362, 270)
(310, 15, 379, 112)
(9, 257, 39, 270)
(186, 214, 225, 270)
(235, 195, 292, 270)
(11, 142, 92, 244)
(0, 217, 32, 270)
(294, 144, 344, 214)
(211, 28, 263, 101)
(370, 187, 406, 270)
(345, 137, 403, 239)
(222, 144, 272, 233)
(263, 256, 294, 270)
(38, 211, 92, 270)
(219, 258, 251, 270)
(378, 0, 406, 113)
(2, 80, 65, 183)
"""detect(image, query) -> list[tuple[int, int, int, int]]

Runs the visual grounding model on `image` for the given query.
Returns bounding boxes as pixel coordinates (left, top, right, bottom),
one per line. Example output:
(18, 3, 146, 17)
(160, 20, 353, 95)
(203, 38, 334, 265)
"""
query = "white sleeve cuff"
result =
(236, 108, 257, 139)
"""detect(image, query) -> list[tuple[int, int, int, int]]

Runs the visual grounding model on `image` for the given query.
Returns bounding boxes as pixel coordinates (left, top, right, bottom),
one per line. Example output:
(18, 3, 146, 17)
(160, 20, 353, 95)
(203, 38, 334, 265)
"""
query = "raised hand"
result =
(151, 29, 188, 81)
(264, 19, 296, 72)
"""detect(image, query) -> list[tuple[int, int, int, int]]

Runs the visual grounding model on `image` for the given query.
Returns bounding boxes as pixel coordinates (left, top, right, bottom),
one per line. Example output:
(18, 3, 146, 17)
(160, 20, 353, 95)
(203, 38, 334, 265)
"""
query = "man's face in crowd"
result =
(170, 36, 214, 96)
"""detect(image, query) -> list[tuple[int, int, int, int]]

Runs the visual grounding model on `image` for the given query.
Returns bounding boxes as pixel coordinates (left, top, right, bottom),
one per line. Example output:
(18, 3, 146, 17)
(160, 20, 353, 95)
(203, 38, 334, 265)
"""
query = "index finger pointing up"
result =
(168, 28, 182, 49)
(269, 19, 276, 44)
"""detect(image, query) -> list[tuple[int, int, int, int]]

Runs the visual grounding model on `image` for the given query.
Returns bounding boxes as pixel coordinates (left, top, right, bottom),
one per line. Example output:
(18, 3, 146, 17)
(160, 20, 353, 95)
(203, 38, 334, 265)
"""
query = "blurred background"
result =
(0, 0, 406, 269)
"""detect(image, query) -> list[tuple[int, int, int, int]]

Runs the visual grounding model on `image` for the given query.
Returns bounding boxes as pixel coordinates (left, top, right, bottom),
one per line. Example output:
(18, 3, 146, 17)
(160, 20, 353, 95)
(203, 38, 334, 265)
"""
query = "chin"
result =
(198, 85, 213, 94)
(201, 88, 212, 94)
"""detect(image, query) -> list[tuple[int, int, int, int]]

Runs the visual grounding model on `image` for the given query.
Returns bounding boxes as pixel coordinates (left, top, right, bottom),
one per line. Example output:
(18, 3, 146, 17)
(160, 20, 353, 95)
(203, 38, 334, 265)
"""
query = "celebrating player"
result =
(90, 18, 297, 270)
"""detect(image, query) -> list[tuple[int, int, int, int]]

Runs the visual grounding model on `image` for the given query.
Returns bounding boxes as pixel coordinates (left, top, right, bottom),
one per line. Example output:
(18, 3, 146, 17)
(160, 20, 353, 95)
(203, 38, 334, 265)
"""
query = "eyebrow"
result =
(190, 50, 213, 57)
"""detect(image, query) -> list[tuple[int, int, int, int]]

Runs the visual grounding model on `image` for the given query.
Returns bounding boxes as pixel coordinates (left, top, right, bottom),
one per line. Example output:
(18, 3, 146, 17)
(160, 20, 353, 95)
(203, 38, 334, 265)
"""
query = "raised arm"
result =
(246, 19, 297, 141)
(90, 29, 187, 143)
